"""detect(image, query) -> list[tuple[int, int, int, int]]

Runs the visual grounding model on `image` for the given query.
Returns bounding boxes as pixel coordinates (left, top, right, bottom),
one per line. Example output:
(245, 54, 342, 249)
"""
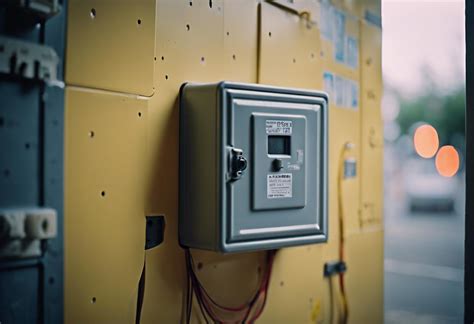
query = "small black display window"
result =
(268, 135, 291, 155)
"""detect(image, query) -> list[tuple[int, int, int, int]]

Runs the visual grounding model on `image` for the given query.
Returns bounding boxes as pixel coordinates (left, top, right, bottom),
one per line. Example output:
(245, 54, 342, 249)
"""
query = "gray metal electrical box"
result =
(179, 82, 328, 253)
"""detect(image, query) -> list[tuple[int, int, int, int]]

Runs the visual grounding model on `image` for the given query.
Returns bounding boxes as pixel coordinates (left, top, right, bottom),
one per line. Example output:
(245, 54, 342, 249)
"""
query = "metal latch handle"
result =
(229, 148, 247, 180)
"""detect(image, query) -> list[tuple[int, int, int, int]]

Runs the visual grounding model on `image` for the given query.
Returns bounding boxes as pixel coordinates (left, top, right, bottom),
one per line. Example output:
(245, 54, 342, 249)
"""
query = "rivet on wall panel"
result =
(91, 297, 97, 304)
(165, 75, 169, 80)
(292, 58, 296, 63)
(268, 32, 272, 37)
(138, 112, 142, 117)
(161, 56, 164, 61)
(88, 131, 95, 138)
(209, 0, 213, 9)
(280, 281, 284, 287)
(90, 8, 96, 19)
(232, 54, 236, 60)
(100, 191, 106, 197)
(189, 1, 193, 6)
(25, 142, 30, 149)
(186, 24, 190, 31)
(226, 31, 230, 36)
(200, 57, 205, 64)
(137, 19, 142, 25)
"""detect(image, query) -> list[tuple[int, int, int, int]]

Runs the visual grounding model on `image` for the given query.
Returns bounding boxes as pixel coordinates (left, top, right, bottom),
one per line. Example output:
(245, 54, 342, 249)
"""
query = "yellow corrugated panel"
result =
(65, 87, 148, 323)
(66, 0, 156, 96)
(359, 20, 383, 228)
(64, 0, 383, 323)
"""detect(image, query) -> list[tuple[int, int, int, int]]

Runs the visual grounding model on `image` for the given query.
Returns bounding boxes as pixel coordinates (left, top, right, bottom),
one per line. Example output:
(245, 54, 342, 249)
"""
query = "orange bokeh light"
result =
(435, 146, 460, 177)
(413, 124, 439, 158)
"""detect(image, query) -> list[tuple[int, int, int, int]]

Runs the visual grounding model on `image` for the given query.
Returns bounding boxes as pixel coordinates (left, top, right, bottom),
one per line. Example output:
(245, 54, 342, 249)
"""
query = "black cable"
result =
(135, 263, 146, 324)
(186, 271, 192, 323)
(185, 250, 193, 324)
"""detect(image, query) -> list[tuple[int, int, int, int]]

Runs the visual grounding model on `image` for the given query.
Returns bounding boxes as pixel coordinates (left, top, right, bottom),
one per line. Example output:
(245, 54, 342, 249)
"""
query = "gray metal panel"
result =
(0, 81, 40, 206)
(0, 265, 40, 323)
(179, 83, 219, 250)
(0, 2, 66, 322)
(252, 111, 307, 210)
(180, 81, 328, 253)
(228, 99, 318, 242)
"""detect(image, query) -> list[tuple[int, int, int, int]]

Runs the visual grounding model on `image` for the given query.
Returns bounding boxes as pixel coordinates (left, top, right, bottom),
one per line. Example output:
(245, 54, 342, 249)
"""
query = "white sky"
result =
(382, 0, 465, 97)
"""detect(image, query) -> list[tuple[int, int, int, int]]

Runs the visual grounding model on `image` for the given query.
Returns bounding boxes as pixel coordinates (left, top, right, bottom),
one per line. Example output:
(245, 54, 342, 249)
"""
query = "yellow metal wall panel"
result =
(141, 2, 222, 322)
(140, 2, 265, 323)
(66, 0, 156, 96)
(260, 246, 326, 323)
(65, 0, 383, 323)
(345, 230, 384, 324)
(360, 21, 383, 227)
(258, 2, 322, 89)
(319, 6, 362, 235)
(223, 0, 259, 82)
(65, 87, 148, 323)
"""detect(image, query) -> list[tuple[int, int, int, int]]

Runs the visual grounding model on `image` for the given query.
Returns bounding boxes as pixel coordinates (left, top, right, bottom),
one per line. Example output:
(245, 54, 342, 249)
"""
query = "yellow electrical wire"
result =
(336, 142, 354, 324)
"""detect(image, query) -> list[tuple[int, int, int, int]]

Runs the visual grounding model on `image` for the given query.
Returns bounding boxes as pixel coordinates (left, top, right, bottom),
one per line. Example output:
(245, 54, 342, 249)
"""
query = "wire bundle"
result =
(185, 249, 276, 324)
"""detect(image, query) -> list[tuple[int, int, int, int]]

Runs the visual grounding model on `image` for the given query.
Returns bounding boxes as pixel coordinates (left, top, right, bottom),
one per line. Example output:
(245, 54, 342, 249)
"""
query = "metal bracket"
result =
(343, 158, 357, 179)
(0, 208, 57, 259)
(8, 0, 61, 19)
(0, 36, 59, 84)
(145, 215, 165, 250)
(324, 260, 347, 277)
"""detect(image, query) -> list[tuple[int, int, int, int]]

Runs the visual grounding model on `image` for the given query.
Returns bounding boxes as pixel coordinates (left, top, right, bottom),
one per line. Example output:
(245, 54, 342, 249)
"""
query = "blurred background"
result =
(382, 1, 465, 323)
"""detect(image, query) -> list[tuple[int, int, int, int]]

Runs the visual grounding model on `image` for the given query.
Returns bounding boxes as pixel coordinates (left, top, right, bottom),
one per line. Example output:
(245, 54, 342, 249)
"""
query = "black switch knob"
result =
(272, 158, 283, 171)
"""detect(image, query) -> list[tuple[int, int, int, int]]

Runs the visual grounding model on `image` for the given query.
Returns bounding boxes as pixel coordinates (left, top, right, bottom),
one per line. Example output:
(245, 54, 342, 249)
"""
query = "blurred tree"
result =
(397, 86, 465, 151)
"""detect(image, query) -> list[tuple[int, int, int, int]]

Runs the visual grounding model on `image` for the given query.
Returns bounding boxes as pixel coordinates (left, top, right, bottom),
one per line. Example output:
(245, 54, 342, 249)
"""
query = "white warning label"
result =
(267, 173, 292, 199)
(266, 120, 292, 135)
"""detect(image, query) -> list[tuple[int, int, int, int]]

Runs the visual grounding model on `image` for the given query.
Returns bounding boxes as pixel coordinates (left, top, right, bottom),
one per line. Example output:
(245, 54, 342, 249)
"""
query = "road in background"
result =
(384, 146, 465, 324)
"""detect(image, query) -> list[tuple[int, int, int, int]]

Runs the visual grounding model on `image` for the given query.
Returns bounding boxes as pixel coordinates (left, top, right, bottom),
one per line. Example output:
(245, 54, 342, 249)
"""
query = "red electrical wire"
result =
(185, 249, 275, 323)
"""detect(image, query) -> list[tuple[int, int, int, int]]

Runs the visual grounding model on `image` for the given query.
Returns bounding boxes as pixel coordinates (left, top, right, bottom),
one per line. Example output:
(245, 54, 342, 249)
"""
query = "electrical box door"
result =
(179, 82, 328, 253)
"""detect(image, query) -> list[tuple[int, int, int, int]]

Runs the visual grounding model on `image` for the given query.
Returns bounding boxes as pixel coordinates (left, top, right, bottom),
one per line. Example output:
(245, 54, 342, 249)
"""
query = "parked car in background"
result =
(404, 158, 458, 212)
